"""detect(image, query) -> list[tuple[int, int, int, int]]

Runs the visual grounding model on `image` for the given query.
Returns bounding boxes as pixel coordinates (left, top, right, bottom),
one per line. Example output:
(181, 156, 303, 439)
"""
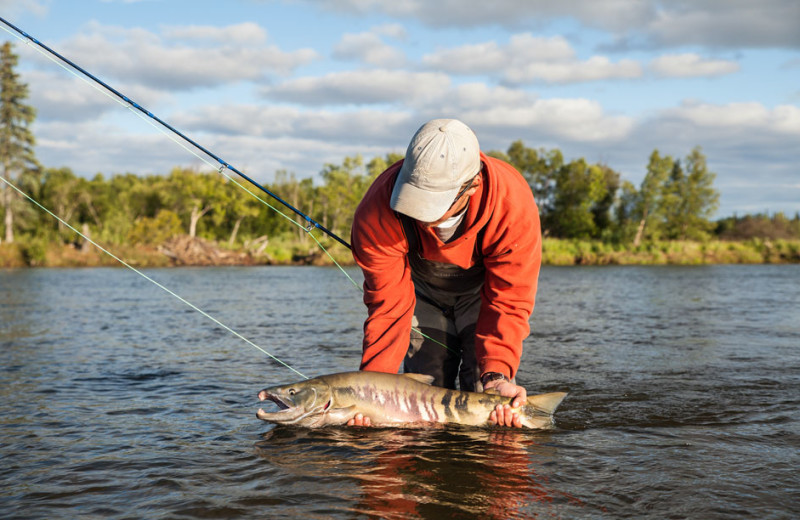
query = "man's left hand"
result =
(484, 379, 527, 428)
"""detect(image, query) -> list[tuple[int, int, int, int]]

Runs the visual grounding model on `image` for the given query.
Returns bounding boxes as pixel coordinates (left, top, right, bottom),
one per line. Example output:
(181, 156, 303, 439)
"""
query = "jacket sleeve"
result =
(350, 180, 415, 374)
(476, 169, 542, 380)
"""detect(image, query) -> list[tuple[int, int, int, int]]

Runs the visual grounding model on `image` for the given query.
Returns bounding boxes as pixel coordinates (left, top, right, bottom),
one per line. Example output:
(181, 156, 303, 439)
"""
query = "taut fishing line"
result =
(0, 17, 457, 372)
(0, 174, 308, 379)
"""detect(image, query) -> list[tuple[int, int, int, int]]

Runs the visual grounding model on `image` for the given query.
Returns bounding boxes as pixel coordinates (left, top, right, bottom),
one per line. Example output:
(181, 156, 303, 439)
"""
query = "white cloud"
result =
(228, 81, 636, 145)
(33, 119, 191, 175)
(664, 101, 800, 135)
(263, 69, 451, 105)
(465, 98, 635, 143)
(162, 22, 268, 46)
(0, 0, 48, 17)
(172, 105, 300, 137)
(422, 41, 507, 75)
(373, 23, 407, 39)
(315, 0, 800, 49)
(333, 31, 407, 67)
(650, 54, 740, 78)
(424, 34, 641, 84)
(317, 0, 653, 32)
(30, 22, 317, 91)
(507, 56, 642, 84)
(423, 35, 575, 75)
(23, 69, 168, 122)
(642, 1, 800, 49)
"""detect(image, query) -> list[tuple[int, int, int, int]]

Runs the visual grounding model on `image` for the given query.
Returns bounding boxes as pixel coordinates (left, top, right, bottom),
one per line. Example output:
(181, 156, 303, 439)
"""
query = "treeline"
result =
(2, 155, 401, 255)
(489, 143, 726, 243)
(5, 142, 800, 255)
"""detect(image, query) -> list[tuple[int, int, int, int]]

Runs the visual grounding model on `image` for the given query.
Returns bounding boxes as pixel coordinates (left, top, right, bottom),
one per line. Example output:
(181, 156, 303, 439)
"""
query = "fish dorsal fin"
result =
(402, 373, 435, 385)
(527, 392, 568, 414)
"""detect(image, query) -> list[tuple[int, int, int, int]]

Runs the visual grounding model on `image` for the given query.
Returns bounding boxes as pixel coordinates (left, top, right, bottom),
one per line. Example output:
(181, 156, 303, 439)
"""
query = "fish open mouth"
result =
(262, 393, 290, 410)
(255, 386, 331, 425)
(256, 391, 300, 422)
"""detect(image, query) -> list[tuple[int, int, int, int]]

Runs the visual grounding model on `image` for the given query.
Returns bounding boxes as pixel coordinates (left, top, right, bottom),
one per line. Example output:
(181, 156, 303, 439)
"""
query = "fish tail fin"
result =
(526, 392, 568, 415)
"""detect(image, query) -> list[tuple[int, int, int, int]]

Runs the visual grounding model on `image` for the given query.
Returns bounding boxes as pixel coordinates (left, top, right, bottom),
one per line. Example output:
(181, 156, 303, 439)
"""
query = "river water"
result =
(1, 264, 798, 519)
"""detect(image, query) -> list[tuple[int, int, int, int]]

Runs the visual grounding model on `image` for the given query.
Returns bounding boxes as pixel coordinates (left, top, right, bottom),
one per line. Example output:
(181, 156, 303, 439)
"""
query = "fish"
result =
(256, 371, 567, 429)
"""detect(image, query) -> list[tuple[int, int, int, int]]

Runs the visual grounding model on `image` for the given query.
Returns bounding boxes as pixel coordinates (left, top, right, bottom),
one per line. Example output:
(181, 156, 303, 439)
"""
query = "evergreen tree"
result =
(0, 41, 38, 244)
(661, 159, 688, 240)
(682, 146, 719, 239)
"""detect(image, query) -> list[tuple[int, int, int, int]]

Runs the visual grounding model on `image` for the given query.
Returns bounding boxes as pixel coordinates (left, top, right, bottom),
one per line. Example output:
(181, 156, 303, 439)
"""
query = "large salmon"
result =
(257, 371, 567, 429)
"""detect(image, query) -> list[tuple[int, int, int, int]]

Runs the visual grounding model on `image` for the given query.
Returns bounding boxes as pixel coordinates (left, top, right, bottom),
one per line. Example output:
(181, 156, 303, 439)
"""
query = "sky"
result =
(1, 0, 798, 218)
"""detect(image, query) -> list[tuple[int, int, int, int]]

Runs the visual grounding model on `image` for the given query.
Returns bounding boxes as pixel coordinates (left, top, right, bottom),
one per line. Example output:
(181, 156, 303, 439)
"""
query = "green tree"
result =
(661, 147, 719, 240)
(549, 159, 613, 239)
(206, 173, 263, 246)
(94, 172, 160, 244)
(613, 180, 640, 243)
(660, 160, 686, 239)
(492, 141, 563, 234)
(162, 168, 228, 238)
(366, 152, 403, 181)
(633, 150, 673, 245)
(0, 41, 38, 244)
(271, 169, 318, 241)
(127, 209, 182, 245)
(591, 165, 620, 239)
(318, 154, 372, 238)
(38, 167, 93, 239)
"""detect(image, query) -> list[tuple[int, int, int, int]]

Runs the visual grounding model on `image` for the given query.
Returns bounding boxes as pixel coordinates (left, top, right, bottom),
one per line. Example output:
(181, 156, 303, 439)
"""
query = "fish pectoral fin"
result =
(527, 392, 568, 414)
(402, 373, 435, 385)
(324, 405, 360, 424)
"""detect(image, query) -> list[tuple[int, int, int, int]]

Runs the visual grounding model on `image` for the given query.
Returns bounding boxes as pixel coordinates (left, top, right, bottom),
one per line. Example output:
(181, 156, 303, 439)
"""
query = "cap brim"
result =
(390, 179, 460, 222)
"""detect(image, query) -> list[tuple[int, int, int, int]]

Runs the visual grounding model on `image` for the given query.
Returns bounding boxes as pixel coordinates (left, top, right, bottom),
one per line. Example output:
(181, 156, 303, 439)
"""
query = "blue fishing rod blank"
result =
(0, 15, 352, 250)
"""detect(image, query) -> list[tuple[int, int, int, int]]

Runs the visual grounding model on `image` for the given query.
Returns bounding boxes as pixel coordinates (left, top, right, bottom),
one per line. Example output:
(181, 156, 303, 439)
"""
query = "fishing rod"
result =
(0, 15, 351, 250)
(1, 16, 459, 356)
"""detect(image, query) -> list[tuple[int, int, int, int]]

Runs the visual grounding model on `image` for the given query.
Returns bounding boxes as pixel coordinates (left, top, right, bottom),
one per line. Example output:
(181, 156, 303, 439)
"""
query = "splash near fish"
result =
(257, 371, 567, 429)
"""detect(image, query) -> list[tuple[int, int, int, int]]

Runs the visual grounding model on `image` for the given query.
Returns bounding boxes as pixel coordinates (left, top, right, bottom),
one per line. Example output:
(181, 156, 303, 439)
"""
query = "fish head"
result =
(256, 378, 334, 427)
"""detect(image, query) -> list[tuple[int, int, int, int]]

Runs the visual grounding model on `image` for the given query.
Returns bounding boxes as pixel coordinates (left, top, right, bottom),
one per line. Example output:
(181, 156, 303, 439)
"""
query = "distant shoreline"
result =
(2, 236, 798, 269)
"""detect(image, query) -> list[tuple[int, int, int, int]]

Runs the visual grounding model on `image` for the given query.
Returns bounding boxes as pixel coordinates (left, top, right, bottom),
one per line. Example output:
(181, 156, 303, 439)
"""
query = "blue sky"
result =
(2, 0, 798, 218)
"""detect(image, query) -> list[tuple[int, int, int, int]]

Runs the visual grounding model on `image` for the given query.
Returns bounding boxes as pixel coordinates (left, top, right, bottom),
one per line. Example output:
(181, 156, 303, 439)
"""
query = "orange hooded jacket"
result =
(351, 152, 542, 379)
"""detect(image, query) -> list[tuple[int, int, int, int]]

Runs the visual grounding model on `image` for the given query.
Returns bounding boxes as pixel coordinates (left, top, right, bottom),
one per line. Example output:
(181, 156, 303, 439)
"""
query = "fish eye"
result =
(288, 389, 296, 396)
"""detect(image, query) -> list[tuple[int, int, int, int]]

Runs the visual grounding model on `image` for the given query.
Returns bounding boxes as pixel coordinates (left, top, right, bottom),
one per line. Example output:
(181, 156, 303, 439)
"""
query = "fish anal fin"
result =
(402, 373, 435, 385)
(526, 392, 568, 414)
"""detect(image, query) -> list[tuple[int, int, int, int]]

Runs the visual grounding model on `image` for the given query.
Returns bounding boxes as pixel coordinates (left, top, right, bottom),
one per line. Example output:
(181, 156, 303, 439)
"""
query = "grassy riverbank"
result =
(2, 236, 799, 268)
(540, 238, 800, 265)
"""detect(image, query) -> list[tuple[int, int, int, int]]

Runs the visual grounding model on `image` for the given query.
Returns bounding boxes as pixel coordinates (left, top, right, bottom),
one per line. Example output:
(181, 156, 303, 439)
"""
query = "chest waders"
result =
(398, 213, 486, 390)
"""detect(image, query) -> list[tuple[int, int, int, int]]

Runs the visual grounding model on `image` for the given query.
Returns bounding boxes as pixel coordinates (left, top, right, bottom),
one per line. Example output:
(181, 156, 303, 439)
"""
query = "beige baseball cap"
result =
(390, 119, 481, 222)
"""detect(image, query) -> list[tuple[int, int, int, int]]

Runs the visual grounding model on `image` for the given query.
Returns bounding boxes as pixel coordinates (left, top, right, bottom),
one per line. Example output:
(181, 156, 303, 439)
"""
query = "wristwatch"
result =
(480, 372, 509, 386)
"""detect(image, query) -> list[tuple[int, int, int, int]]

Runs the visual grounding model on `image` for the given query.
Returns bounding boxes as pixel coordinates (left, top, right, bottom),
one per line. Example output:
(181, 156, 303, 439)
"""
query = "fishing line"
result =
(0, 17, 458, 357)
(0, 174, 308, 380)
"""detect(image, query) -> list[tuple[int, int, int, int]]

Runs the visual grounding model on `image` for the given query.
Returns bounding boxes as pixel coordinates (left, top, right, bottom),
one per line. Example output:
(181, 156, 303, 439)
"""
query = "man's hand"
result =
(484, 379, 527, 428)
(346, 413, 371, 427)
